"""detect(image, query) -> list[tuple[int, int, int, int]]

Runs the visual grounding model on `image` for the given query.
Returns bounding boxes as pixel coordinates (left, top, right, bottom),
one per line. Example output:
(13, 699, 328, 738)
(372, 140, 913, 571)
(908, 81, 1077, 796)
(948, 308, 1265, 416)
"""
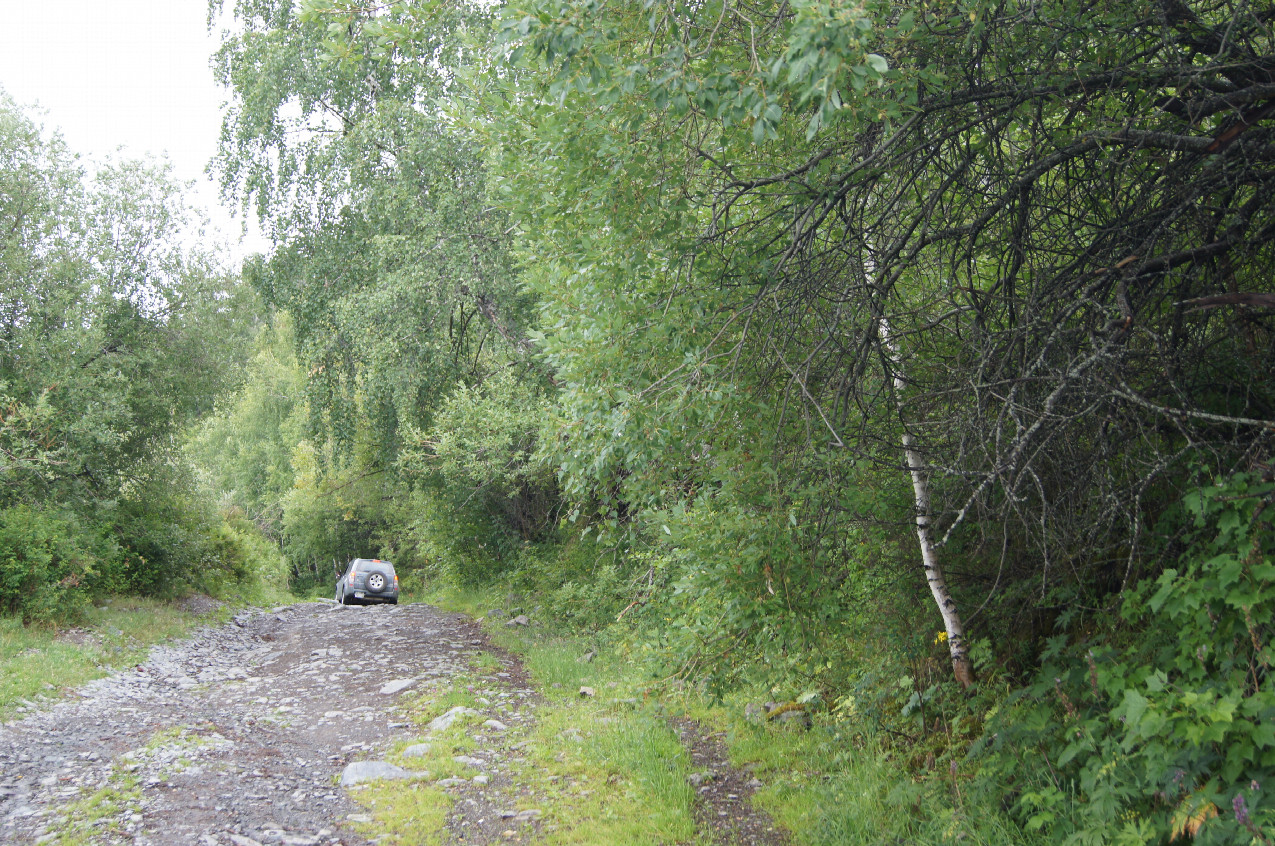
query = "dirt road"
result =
(0, 601, 501, 845)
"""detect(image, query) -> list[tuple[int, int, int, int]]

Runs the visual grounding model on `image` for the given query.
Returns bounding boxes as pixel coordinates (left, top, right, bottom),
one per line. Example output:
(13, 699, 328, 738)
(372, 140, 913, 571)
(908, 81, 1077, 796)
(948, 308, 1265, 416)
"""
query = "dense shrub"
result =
(0, 506, 99, 625)
(204, 509, 292, 602)
(972, 472, 1275, 845)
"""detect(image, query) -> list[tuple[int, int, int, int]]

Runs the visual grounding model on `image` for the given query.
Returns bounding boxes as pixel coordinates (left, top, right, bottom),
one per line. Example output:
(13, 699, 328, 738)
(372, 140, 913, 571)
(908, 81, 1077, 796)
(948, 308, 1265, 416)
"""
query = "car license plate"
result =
(354, 591, 365, 598)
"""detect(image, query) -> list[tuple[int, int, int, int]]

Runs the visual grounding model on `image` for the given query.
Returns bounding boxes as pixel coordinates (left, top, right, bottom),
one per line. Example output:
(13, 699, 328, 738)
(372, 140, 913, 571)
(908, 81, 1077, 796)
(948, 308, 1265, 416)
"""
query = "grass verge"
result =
(350, 637, 703, 845)
(0, 595, 237, 720)
(423, 583, 1035, 846)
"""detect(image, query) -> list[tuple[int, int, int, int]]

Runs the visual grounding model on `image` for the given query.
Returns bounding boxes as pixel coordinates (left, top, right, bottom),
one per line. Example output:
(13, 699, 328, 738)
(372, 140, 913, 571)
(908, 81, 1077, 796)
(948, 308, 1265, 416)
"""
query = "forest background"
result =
(2, 0, 1273, 842)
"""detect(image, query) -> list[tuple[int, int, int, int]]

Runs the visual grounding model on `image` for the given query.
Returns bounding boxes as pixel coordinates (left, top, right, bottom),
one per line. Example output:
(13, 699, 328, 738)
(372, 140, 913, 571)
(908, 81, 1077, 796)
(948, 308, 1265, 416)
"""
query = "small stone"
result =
(339, 760, 419, 785)
(744, 703, 766, 723)
(483, 719, 508, 731)
(401, 743, 433, 758)
(577, 650, 596, 664)
(227, 836, 265, 846)
(436, 777, 467, 787)
(746, 777, 764, 789)
(427, 706, 479, 733)
(346, 814, 373, 823)
(578, 686, 595, 698)
(505, 614, 530, 627)
(379, 678, 417, 695)
(473, 774, 489, 785)
(514, 809, 542, 822)
(687, 771, 716, 787)
(453, 755, 485, 769)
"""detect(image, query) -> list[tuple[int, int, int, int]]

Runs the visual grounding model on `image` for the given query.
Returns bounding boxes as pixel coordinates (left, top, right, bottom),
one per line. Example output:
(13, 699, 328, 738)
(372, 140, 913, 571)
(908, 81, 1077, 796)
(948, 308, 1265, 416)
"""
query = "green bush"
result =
(972, 472, 1275, 845)
(203, 509, 292, 603)
(0, 506, 98, 625)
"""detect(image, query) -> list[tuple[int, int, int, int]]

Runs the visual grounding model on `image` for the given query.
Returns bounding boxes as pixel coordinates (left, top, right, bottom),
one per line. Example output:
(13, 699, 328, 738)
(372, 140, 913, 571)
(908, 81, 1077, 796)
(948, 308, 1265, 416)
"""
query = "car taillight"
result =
(348, 572, 356, 585)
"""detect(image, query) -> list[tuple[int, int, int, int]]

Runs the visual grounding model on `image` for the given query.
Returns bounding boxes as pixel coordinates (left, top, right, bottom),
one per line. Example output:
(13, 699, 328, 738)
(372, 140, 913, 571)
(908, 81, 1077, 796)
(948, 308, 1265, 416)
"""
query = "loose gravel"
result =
(0, 601, 485, 845)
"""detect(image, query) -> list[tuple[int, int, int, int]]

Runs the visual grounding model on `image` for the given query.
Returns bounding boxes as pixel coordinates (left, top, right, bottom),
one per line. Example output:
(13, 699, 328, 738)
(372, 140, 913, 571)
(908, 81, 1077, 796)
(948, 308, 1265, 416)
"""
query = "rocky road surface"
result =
(0, 601, 500, 845)
(1, 601, 788, 846)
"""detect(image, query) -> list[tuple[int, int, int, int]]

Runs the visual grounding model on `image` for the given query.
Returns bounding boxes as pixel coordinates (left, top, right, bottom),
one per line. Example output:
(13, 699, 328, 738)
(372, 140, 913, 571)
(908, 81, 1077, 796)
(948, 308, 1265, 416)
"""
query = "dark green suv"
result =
(335, 558, 399, 605)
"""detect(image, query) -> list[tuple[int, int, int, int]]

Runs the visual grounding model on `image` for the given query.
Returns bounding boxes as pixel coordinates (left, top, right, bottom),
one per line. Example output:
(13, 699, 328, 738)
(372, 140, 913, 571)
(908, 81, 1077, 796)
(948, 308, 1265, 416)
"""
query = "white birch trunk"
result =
(879, 317, 975, 689)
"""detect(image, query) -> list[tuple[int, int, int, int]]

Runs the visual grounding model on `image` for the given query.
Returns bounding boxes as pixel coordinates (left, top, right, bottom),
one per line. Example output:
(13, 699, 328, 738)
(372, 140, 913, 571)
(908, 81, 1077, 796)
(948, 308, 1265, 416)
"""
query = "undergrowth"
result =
(0, 595, 236, 719)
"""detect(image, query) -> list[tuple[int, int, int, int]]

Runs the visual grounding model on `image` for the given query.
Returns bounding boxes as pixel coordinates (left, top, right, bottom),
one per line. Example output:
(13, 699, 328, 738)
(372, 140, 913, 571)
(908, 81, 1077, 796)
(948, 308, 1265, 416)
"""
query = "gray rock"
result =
(453, 755, 485, 769)
(577, 650, 596, 664)
(339, 760, 417, 785)
(227, 836, 265, 846)
(379, 678, 417, 695)
(505, 614, 530, 627)
(578, 686, 595, 698)
(687, 770, 716, 787)
(401, 743, 433, 758)
(482, 718, 508, 731)
(427, 706, 479, 733)
(485, 609, 506, 618)
(744, 702, 766, 723)
(436, 777, 467, 787)
(773, 708, 813, 729)
(746, 777, 764, 789)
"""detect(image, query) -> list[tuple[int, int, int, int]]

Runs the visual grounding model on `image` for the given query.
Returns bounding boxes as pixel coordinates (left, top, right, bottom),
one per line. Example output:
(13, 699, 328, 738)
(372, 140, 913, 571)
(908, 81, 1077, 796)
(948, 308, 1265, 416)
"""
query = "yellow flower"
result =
(934, 631, 948, 645)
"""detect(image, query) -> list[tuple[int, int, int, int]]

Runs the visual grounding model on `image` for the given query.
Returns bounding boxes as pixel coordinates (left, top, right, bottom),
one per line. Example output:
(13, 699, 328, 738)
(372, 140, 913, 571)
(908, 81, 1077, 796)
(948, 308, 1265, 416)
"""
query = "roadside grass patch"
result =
(45, 774, 143, 846)
(474, 626, 698, 844)
(349, 781, 451, 846)
(470, 650, 503, 673)
(0, 596, 235, 719)
(417, 583, 491, 615)
(515, 694, 698, 845)
(426, 583, 1031, 846)
(352, 678, 486, 843)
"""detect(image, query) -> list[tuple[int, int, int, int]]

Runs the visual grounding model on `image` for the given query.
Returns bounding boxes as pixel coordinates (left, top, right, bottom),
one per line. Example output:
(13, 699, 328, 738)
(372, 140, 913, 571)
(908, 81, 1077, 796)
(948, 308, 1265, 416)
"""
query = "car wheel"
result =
(367, 573, 386, 592)
(388, 598, 398, 605)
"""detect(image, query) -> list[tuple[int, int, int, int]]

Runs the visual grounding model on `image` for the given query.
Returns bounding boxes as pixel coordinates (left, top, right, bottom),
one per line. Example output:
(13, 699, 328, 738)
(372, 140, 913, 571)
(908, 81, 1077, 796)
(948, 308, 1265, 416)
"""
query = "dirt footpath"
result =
(0, 602, 493, 845)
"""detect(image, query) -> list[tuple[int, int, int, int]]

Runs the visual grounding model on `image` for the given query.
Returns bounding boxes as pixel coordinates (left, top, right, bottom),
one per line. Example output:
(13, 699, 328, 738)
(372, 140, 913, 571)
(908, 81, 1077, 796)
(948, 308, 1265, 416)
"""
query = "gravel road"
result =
(0, 601, 494, 845)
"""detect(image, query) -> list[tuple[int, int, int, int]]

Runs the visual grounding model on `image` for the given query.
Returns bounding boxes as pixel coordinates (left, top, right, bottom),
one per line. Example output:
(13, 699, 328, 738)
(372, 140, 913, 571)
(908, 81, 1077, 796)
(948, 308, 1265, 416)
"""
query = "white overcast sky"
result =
(0, 0, 268, 262)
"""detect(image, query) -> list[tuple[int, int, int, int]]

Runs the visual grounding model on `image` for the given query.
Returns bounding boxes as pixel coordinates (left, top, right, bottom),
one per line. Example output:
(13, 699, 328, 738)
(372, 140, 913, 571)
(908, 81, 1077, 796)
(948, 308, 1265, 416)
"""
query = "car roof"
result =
(351, 558, 393, 567)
